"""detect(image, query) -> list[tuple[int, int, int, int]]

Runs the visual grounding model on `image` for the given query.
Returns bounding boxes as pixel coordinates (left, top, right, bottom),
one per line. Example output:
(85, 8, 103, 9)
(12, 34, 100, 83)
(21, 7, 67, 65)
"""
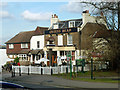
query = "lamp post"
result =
(79, 31, 82, 57)
(91, 57, 93, 79)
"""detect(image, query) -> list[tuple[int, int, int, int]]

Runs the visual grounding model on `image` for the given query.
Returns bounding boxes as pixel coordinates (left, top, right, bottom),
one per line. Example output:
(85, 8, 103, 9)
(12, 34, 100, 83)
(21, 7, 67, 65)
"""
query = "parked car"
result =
(0, 81, 24, 89)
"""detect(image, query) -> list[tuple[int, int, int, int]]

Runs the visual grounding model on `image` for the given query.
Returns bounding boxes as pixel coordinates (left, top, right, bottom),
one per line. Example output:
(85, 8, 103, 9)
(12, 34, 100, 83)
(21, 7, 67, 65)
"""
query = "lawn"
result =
(53, 71, 119, 83)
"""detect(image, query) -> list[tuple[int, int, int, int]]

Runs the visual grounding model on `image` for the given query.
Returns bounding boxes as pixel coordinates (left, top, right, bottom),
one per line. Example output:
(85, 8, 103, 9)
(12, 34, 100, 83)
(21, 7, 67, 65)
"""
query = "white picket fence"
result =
(12, 65, 90, 75)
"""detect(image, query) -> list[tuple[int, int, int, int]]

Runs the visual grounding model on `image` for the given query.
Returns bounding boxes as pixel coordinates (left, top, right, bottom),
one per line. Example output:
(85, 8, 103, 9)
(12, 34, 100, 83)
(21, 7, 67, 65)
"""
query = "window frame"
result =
(37, 41, 40, 48)
(69, 21, 75, 28)
(67, 34, 73, 45)
(9, 44, 14, 49)
(21, 43, 28, 48)
(58, 35, 63, 46)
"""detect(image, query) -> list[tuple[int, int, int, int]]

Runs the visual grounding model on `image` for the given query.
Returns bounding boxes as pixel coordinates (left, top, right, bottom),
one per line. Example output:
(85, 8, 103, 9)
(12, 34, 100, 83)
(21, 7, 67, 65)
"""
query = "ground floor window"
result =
(18, 54, 27, 60)
(36, 55, 41, 61)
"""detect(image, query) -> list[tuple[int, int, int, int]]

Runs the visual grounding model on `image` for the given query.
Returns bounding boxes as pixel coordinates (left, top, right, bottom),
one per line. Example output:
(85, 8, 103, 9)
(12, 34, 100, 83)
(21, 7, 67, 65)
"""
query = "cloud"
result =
(60, 1, 100, 14)
(21, 10, 52, 21)
(0, 11, 13, 19)
(0, 2, 7, 7)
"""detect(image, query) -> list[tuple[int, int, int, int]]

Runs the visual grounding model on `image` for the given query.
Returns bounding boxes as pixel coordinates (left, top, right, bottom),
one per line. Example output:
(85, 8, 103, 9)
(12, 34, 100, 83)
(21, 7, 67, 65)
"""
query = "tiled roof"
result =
(5, 27, 48, 44)
(93, 30, 113, 38)
(28, 49, 44, 55)
(18, 49, 30, 54)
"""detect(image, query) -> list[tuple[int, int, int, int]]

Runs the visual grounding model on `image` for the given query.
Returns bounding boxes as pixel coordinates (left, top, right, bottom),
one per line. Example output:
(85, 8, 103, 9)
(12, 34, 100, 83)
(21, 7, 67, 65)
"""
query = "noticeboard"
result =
(76, 59, 85, 66)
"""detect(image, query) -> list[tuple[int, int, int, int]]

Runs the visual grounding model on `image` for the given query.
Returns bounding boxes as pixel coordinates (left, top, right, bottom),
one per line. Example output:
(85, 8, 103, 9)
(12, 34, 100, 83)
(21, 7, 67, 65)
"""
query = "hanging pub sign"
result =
(45, 28, 77, 34)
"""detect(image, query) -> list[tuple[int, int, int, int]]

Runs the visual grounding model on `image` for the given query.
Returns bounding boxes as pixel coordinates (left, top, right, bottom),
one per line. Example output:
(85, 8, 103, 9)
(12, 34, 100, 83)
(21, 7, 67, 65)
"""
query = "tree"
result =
(81, 1, 120, 70)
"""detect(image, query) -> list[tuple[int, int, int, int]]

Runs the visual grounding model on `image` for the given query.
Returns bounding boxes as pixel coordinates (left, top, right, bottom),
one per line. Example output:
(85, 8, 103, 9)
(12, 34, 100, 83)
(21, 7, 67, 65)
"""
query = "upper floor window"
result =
(21, 43, 28, 48)
(58, 35, 63, 46)
(9, 44, 14, 49)
(67, 34, 73, 45)
(37, 41, 40, 48)
(69, 21, 75, 28)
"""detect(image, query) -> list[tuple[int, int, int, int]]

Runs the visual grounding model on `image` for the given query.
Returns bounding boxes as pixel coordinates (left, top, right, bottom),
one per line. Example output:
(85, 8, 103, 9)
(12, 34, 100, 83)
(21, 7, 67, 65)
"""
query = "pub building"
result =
(5, 10, 108, 66)
(43, 10, 108, 66)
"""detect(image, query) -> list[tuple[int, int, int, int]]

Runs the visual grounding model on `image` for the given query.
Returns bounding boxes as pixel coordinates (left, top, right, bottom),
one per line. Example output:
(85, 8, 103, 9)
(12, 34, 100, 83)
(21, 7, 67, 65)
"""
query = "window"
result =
(36, 55, 41, 61)
(21, 43, 28, 48)
(58, 35, 63, 46)
(37, 41, 40, 48)
(69, 21, 75, 28)
(72, 51, 75, 61)
(9, 44, 14, 49)
(18, 54, 27, 60)
(67, 34, 73, 45)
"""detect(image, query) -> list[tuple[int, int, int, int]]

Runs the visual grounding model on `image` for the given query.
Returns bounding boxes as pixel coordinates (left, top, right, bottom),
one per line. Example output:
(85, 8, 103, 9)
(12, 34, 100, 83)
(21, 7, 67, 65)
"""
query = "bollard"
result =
(51, 68, 52, 75)
(66, 67, 68, 74)
(19, 67, 21, 76)
(41, 68, 43, 75)
(11, 70, 14, 77)
(28, 67, 29, 75)
(13, 68, 15, 77)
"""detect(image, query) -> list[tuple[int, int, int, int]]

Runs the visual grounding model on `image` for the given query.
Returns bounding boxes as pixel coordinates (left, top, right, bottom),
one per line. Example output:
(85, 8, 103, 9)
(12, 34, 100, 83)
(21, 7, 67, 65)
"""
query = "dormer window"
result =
(69, 21, 75, 28)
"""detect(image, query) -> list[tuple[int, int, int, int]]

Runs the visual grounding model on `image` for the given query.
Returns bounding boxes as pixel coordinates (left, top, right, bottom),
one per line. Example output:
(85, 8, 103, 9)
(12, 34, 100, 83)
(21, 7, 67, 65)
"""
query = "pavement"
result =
(1, 71, 120, 90)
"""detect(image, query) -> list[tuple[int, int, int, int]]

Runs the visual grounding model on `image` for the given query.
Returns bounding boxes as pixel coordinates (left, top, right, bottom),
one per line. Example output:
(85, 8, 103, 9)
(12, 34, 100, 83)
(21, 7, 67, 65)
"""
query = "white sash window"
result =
(58, 35, 63, 46)
(67, 34, 73, 45)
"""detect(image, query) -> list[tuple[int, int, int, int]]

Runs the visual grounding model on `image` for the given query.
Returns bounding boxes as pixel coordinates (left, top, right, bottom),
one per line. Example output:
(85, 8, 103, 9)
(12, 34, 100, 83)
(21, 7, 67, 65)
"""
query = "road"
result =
(1, 71, 119, 90)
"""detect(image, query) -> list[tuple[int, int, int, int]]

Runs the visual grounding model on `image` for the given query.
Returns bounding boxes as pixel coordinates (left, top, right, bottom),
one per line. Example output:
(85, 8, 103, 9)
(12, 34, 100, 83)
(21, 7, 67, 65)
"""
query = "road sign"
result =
(67, 57, 70, 61)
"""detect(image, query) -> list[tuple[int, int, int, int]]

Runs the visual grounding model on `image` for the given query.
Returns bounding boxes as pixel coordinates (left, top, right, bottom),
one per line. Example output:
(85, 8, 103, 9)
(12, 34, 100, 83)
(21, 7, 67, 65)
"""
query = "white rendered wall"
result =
(50, 18, 59, 29)
(82, 13, 107, 28)
(0, 49, 14, 66)
(30, 35, 44, 50)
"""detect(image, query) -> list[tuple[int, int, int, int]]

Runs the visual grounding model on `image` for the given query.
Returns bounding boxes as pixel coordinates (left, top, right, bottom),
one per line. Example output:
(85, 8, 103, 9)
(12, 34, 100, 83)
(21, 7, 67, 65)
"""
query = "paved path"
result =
(3, 73, 119, 89)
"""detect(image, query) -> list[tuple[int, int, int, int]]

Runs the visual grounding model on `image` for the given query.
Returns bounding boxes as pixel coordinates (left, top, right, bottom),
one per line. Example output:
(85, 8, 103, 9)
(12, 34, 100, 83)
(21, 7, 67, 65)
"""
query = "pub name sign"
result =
(45, 28, 77, 34)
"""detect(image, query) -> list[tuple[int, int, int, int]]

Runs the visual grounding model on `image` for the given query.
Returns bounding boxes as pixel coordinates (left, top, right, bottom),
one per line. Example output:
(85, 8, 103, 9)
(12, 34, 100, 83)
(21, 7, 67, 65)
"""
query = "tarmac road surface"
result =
(1, 71, 119, 90)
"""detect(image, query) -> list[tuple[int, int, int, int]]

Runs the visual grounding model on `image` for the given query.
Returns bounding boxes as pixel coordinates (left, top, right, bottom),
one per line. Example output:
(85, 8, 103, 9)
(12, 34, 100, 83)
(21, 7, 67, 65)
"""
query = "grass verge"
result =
(53, 71, 119, 83)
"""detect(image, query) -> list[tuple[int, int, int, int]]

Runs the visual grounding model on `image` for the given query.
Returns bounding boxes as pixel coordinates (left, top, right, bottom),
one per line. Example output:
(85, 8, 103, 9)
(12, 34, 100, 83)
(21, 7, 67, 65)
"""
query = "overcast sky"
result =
(0, 1, 97, 45)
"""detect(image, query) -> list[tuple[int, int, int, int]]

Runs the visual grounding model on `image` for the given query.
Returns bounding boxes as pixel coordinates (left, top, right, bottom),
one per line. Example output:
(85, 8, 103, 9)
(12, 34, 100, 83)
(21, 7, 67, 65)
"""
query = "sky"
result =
(0, 1, 100, 45)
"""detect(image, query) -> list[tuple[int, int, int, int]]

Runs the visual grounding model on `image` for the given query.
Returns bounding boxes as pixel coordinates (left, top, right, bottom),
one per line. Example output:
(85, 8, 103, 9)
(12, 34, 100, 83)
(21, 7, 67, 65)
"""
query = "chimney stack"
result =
(52, 14, 58, 18)
(82, 10, 89, 13)
(50, 14, 59, 29)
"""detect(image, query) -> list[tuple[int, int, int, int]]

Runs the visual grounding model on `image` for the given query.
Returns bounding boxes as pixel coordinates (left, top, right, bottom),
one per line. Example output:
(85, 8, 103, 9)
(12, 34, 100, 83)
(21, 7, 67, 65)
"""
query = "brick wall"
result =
(6, 43, 30, 54)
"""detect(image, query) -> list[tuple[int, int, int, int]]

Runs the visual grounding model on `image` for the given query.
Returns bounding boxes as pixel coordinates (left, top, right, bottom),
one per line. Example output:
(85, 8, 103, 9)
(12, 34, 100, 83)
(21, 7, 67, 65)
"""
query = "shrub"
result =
(14, 57, 19, 64)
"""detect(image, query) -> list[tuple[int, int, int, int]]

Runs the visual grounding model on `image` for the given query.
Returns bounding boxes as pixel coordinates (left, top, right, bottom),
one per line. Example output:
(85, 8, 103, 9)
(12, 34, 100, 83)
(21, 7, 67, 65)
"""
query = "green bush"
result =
(14, 57, 19, 64)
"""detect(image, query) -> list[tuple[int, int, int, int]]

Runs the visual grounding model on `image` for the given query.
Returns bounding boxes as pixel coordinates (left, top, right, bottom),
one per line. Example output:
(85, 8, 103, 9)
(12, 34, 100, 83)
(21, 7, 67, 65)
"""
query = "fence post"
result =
(19, 67, 21, 76)
(61, 66, 63, 73)
(51, 68, 53, 75)
(41, 68, 43, 75)
(66, 67, 68, 74)
(14, 68, 15, 77)
(11, 69, 14, 77)
(28, 67, 29, 75)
